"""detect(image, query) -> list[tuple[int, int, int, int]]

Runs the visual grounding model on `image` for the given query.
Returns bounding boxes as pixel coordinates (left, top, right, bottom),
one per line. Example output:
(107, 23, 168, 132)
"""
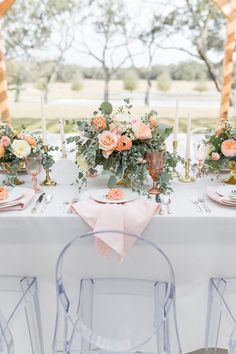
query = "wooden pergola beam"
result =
(0, 0, 16, 123)
(213, 0, 236, 121)
(0, 0, 16, 17)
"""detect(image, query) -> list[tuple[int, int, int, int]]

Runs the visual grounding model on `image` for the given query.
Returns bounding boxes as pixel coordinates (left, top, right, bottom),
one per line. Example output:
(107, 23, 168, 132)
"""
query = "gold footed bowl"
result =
(224, 160, 236, 185)
(1, 161, 25, 186)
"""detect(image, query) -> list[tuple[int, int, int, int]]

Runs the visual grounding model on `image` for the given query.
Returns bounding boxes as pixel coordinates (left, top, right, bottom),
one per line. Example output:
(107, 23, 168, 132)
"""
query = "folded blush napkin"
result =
(206, 186, 236, 206)
(0, 189, 35, 211)
(72, 198, 160, 259)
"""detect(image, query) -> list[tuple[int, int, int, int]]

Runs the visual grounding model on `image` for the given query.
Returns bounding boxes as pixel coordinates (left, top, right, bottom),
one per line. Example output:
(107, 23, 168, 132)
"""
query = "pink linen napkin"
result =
(72, 198, 160, 259)
(206, 186, 236, 206)
(0, 189, 35, 211)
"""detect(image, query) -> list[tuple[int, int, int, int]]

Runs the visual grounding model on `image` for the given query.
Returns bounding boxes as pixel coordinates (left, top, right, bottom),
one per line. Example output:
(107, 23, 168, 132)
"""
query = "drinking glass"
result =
(193, 142, 208, 177)
(145, 150, 166, 195)
(25, 155, 42, 193)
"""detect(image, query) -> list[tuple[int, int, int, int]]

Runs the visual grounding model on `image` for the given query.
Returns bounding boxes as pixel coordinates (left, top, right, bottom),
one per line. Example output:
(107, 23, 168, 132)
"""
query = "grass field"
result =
(8, 79, 228, 132)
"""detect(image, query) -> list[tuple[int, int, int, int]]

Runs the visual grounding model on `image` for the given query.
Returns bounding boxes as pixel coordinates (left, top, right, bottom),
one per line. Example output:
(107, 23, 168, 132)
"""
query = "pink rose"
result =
(211, 152, 220, 161)
(1, 136, 10, 147)
(133, 122, 152, 140)
(18, 132, 25, 140)
(98, 131, 118, 159)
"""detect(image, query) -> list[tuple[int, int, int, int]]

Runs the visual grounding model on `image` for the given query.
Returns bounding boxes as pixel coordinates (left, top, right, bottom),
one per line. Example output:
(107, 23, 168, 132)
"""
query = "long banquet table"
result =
(0, 171, 236, 353)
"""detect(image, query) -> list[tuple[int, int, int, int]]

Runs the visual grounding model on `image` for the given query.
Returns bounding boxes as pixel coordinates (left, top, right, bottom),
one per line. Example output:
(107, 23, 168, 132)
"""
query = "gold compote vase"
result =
(145, 150, 166, 195)
(224, 160, 236, 185)
(1, 160, 25, 186)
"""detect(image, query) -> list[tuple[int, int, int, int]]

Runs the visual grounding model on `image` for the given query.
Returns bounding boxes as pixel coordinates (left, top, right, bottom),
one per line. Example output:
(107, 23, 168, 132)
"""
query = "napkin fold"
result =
(0, 189, 35, 211)
(206, 187, 236, 206)
(72, 198, 160, 259)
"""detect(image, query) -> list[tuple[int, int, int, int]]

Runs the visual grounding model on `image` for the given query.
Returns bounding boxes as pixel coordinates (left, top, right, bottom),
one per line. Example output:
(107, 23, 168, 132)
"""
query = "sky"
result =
(60, 0, 193, 67)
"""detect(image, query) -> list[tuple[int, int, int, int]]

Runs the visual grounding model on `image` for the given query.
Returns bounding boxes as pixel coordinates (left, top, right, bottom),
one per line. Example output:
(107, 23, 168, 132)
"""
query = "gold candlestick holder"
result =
(179, 159, 196, 183)
(172, 140, 179, 178)
(40, 145, 56, 186)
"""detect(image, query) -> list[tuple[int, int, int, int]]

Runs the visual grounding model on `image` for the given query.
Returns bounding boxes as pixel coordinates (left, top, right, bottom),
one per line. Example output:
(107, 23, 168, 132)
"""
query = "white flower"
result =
(113, 113, 130, 123)
(12, 139, 31, 158)
(77, 155, 89, 171)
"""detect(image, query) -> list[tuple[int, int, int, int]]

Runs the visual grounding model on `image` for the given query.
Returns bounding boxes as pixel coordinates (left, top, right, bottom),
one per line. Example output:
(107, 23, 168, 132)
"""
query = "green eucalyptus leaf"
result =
(100, 102, 113, 115)
(107, 175, 117, 188)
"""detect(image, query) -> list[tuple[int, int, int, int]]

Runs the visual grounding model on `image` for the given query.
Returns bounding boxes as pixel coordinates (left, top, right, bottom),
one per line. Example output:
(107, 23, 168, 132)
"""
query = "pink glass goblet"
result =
(25, 155, 42, 193)
(145, 150, 166, 195)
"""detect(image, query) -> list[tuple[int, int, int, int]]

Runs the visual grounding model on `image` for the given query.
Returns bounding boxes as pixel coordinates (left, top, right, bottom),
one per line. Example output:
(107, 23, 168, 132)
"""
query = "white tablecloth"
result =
(0, 170, 235, 353)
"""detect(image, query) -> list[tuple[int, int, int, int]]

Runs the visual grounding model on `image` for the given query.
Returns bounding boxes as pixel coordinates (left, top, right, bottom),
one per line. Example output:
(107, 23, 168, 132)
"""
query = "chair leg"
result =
(20, 277, 44, 354)
(78, 279, 94, 352)
(204, 278, 227, 354)
(0, 310, 14, 354)
(229, 326, 236, 354)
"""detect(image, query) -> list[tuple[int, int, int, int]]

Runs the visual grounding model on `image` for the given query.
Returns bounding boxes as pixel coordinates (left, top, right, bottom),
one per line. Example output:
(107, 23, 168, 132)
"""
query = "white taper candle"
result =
(173, 96, 179, 140)
(185, 113, 191, 160)
(59, 117, 67, 158)
(40, 94, 47, 145)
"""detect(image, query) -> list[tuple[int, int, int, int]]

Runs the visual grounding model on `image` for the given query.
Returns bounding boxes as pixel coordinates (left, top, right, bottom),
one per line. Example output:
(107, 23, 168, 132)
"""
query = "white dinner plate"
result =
(216, 185, 236, 199)
(0, 188, 24, 204)
(90, 188, 139, 204)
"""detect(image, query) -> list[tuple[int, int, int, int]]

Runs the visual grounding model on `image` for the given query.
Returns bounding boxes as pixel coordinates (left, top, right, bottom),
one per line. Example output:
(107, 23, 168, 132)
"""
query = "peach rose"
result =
(98, 131, 118, 158)
(0, 143, 5, 158)
(107, 188, 124, 200)
(0, 186, 8, 200)
(1, 136, 10, 147)
(221, 140, 236, 157)
(116, 135, 132, 151)
(133, 122, 152, 140)
(24, 135, 37, 146)
(92, 116, 107, 130)
(150, 115, 158, 128)
(211, 152, 220, 161)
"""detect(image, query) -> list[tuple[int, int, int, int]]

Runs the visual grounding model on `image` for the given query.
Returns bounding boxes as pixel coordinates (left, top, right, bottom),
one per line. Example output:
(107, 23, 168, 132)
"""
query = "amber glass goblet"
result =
(145, 150, 166, 195)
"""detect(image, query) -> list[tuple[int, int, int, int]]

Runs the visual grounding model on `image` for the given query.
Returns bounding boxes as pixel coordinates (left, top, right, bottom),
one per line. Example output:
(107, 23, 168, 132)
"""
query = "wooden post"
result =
(213, 0, 236, 122)
(0, 0, 16, 124)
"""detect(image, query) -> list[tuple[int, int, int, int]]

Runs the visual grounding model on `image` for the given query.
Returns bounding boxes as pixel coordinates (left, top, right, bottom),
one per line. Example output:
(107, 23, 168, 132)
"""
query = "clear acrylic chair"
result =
(0, 276, 44, 354)
(205, 277, 236, 354)
(52, 230, 182, 354)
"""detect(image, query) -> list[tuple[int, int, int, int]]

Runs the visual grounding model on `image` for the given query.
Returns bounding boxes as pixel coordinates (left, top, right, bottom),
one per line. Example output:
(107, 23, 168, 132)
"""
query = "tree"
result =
(157, 71, 172, 92)
(123, 69, 138, 95)
(194, 72, 208, 93)
(3, 0, 51, 59)
(158, 0, 224, 92)
(76, 0, 133, 101)
(71, 72, 84, 92)
(138, 12, 175, 105)
(6, 60, 26, 102)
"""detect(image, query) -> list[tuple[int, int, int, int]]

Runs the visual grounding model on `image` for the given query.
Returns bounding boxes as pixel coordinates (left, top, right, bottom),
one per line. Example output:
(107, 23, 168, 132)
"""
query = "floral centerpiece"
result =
(204, 120, 236, 184)
(68, 100, 178, 193)
(0, 122, 56, 186)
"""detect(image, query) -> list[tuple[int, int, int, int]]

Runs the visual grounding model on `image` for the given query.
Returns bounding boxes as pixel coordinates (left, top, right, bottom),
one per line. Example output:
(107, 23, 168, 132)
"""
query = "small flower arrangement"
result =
(204, 120, 236, 173)
(0, 123, 40, 163)
(68, 99, 178, 193)
(0, 122, 56, 175)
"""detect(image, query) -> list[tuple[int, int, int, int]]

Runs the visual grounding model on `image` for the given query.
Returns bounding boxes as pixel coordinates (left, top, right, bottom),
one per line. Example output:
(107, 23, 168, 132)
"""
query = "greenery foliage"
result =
(67, 100, 178, 193)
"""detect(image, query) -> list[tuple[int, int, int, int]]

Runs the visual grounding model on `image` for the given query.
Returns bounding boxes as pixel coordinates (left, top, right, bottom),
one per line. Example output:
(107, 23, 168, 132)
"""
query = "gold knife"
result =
(31, 193, 45, 214)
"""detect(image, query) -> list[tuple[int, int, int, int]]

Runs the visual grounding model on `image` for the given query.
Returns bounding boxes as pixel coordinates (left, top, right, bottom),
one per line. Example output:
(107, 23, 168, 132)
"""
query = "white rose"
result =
(12, 139, 31, 158)
(113, 114, 130, 123)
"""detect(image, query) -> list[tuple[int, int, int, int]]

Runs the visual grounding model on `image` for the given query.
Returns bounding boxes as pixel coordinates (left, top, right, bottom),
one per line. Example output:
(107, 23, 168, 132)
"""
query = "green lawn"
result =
(12, 117, 218, 133)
